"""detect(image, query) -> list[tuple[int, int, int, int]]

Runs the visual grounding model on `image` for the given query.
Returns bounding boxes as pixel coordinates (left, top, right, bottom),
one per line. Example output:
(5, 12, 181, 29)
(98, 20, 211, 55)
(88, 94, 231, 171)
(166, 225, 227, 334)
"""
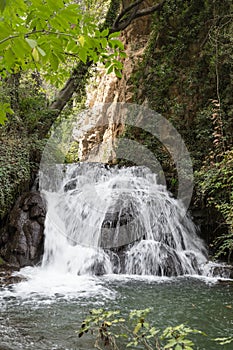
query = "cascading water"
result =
(40, 163, 208, 277)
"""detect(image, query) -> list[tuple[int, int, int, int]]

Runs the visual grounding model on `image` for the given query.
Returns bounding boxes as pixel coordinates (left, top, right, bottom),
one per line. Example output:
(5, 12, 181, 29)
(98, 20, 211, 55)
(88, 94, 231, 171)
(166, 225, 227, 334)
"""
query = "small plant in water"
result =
(78, 308, 205, 349)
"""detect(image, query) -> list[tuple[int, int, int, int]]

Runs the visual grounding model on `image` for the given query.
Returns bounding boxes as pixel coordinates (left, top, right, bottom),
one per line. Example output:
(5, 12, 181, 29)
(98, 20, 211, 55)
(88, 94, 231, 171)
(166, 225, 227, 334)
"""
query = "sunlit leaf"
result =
(78, 35, 85, 47)
(0, 102, 14, 125)
(133, 322, 142, 334)
(109, 31, 121, 39)
(101, 28, 109, 37)
(25, 38, 37, 49)
(32, 47, 39, 62)
(37, 46, 46, 56)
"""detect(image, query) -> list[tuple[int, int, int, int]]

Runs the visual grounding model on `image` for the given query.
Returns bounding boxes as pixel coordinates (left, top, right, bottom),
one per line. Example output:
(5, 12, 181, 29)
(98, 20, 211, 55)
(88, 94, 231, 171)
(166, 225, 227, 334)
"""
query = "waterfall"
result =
(40, 163, 208, 277)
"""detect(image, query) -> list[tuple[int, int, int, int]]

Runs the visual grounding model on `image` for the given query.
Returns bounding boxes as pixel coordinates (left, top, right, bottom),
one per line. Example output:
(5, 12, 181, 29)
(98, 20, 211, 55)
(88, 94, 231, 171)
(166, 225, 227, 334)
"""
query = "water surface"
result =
(0, 274, 232, 350)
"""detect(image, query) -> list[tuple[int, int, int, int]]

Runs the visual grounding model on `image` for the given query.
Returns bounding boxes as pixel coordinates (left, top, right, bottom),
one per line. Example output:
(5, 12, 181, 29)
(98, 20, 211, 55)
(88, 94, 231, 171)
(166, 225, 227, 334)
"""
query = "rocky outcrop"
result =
(206, 263, 233, 280)
(0, 191, 45, 268)
(75, 2, 153, 163)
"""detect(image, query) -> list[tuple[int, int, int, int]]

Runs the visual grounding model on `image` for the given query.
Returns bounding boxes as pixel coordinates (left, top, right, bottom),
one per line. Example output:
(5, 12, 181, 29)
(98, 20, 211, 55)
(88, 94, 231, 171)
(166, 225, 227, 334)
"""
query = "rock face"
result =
(206, 263, 233, 280)
(100, 195, 144, 249)
(74, 1, 153, 163)
(0, 191, 45, 267)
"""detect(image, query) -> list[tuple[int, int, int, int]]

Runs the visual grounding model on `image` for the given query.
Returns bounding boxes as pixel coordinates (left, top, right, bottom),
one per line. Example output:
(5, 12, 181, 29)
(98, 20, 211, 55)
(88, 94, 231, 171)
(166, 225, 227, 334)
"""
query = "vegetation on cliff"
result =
(125, 0, 233, 258)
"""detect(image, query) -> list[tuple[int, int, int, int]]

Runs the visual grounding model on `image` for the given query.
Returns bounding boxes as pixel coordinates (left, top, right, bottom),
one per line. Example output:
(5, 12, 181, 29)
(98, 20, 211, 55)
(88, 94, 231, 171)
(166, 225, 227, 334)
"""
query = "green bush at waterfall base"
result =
(78, 308, 233, 349)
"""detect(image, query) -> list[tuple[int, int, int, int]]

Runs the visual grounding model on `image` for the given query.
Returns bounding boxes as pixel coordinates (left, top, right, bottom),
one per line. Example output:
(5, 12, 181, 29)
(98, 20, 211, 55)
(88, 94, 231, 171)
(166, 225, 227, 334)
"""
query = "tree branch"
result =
(134, 1, 166, 20)
(49, 60, 92, 116)
(113, 0, 144, 29)
(110, 0, 166, 33)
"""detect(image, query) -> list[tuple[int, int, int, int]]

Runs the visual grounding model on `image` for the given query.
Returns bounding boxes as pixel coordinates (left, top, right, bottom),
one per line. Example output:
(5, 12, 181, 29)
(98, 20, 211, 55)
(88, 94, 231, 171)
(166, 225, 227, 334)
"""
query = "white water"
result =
(39, 163, 208, 278)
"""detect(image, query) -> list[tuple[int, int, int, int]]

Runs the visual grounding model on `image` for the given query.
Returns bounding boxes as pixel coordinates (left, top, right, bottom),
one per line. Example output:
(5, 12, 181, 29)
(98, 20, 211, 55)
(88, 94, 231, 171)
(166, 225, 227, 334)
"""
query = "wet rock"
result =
(0, 191, 45, 267)
(100, 195, 144, 248)
(29, 205, 44, 219)
(64, 179, 77, 192)
(0, 264, 26, 287)
(211, 264, 233, 279)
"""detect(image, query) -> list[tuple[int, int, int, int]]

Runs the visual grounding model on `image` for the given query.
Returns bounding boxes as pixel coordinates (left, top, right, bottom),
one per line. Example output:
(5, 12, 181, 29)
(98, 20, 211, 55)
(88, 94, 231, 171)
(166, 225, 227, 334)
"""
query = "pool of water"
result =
(0, 274, 232, 350)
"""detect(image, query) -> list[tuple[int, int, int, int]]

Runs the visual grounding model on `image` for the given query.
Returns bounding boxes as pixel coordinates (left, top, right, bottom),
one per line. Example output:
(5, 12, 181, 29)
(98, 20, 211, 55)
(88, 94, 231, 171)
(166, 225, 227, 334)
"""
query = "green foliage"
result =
(130, 0, 232, 168)
(126, 0, 233, 255)
(0, 132, 45, 219)
(0, 102, 14, 125)
(161, 324, 203, 350)
(0, 0, 123, 77)
(64, 141, 80, 163)
(0, 0, 125, 123)
(0, 69, 48, 218)
(196, 150, 233, 261)
(78, 308, 206, 350)
(213, 232, 233, 263)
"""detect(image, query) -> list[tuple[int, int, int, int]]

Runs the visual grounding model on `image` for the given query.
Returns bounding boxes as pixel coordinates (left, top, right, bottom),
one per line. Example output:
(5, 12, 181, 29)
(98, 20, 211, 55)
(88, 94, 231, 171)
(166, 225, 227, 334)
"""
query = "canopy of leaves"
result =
(0, 0, 125, 124)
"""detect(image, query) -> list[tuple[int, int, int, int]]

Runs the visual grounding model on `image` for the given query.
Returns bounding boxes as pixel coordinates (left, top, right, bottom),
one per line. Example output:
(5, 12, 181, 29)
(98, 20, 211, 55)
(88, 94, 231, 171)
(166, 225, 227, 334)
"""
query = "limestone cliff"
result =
(75, 1, 153, 163)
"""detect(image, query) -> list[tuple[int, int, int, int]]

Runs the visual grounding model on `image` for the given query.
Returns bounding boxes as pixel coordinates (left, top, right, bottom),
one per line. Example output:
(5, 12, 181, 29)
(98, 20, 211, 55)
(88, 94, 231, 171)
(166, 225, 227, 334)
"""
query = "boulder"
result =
(0, 191, 45, 267)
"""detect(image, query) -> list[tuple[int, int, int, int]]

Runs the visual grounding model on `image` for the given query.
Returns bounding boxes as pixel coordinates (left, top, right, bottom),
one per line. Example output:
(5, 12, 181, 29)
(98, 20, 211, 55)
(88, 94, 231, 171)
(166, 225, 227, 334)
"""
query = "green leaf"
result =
(114, 68, 122, 78)
(119, 51, 127, 58)
(50, 52, 59, 70)
(0, 102, 14, 125)
(109, 39, 124, 50)
(4, 48, 16, 71)
(12, 38, 28, 59)
(133, 322, 142, 334)
(32, 47, 39, 62)
(100, 38, 108, 48)
(25, 38, 37, 49)
(164, 339, 178, 348)
(0, 111, 8, 125)
(0, 23, 12, 41)
(47, 0, 64, 11)
(109, 31, 121, 39)
(67, 40, 78, 52)
(78, 47, 87, 63)
(37, 46, 46, 56)
(214, 337, 233, 345)
(101, 28, 109, 37)
(78, 35, 85, 47)
(175, 345, 183, 350)
(107, 65, 114, 74)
